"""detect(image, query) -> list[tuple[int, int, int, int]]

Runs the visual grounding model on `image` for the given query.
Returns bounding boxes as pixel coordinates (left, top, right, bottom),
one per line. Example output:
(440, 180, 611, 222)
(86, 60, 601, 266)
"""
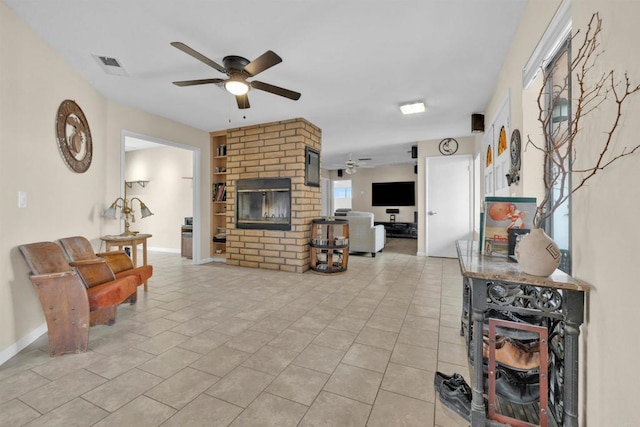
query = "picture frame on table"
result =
(305, 146, 320, 187)
(482, 196, 537, 256)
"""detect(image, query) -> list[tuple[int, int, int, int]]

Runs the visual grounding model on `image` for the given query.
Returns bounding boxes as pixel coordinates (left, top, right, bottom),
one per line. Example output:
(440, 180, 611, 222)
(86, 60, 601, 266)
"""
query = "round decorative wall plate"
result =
(55, 99, 93, 173)
(510, 129, 522, 170)
(439, 138, 458, 156)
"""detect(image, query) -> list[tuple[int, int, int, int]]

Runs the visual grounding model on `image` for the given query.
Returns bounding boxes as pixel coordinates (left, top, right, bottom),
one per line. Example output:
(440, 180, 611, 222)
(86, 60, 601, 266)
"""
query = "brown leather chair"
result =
(59, 236, 153, 301)
(19, 241, 138, 356)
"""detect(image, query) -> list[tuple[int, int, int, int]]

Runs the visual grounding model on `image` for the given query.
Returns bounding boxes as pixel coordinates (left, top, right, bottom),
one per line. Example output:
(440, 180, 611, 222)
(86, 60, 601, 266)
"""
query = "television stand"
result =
(374, 221, 417, 239)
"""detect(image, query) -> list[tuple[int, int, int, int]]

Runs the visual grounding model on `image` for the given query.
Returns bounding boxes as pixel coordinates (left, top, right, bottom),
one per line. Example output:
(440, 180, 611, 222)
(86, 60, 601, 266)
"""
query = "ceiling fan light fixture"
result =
(225, 79, 249, 95)
(400, 102, 426, 115)
(345, 167, 355, 174)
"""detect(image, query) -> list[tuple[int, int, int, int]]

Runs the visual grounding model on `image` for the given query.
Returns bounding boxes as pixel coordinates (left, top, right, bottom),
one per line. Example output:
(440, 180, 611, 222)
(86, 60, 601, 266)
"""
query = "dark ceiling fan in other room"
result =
(171, 42, 301, 109)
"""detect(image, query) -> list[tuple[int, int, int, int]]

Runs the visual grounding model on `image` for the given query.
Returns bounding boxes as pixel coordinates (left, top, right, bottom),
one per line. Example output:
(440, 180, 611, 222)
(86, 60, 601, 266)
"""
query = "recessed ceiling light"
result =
(400, 102, 426, 115)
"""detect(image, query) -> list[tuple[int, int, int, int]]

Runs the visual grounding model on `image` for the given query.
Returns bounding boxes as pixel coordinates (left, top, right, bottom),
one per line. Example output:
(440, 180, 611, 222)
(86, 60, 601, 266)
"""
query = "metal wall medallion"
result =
(506, 129, 521, 186)
(55, 100, 93, 173)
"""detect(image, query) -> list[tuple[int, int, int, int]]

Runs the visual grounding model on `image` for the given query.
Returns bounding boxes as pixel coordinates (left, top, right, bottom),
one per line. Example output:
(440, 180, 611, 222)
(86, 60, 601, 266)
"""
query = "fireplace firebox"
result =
(236, 178, 291, 230)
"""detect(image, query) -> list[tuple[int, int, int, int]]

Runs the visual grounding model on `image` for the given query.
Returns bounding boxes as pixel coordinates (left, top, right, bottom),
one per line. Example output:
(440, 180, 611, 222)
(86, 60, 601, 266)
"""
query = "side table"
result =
(101, 234, 152, 291)
(309, 218, 349, 273)
(455, 240, 588, 427)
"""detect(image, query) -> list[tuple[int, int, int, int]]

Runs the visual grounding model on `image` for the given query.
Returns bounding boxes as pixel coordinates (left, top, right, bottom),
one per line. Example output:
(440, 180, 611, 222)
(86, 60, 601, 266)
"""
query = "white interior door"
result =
(426, 155, 473, 257)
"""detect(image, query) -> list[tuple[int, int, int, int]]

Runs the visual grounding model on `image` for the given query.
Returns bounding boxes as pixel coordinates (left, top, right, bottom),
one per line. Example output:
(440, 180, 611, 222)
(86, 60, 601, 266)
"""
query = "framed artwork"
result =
(305, 146, 320, 187)
(482, 196, 537, 256)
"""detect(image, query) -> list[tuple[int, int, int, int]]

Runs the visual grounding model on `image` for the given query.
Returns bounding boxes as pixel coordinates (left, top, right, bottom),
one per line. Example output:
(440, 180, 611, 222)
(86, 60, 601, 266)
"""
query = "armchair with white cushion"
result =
(345, 211, 385, 257)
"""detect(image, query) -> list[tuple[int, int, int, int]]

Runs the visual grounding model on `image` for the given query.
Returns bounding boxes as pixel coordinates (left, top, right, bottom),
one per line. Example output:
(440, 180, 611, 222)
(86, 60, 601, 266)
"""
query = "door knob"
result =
(427, 211, 437, 216)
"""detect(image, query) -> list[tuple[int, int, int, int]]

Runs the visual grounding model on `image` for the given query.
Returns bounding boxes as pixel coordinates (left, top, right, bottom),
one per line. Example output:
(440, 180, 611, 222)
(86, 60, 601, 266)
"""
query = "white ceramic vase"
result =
(515, 228, 562, 276)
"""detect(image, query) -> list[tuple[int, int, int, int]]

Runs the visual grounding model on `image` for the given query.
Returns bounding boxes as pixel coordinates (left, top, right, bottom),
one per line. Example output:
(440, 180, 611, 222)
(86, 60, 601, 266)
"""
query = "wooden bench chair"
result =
(59, 236, 153, 302)
(19, 241, 138, 356)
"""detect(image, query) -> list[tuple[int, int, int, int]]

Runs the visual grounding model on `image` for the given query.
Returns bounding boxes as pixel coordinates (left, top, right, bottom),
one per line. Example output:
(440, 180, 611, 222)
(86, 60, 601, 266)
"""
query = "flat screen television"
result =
(371, 181, 416, 206)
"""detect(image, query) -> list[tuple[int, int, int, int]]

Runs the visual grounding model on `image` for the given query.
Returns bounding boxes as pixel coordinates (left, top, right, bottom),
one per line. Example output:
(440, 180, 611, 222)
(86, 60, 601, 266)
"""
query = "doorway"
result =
(122, 131, 201, 262)
(425, 155, 473, 258)
(333, 180, 352, 212)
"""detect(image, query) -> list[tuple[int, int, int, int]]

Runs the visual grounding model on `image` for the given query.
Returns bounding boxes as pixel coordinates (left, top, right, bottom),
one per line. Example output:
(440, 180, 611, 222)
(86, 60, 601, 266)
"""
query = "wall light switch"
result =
(18, 191, 27, 208)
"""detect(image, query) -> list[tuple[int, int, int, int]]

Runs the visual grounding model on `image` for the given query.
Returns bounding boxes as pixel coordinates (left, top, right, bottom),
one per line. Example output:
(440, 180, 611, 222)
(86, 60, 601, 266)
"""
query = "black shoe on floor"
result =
(434, 372, 471, 421)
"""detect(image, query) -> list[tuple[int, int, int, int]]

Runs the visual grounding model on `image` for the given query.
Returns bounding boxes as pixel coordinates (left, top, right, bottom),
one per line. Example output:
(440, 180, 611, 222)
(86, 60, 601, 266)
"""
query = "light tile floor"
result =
(0, 238, 471, 427)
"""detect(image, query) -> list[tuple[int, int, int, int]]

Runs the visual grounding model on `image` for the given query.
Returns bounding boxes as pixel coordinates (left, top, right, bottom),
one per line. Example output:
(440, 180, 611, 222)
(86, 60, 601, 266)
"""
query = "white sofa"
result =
(345, 211, 385, 257)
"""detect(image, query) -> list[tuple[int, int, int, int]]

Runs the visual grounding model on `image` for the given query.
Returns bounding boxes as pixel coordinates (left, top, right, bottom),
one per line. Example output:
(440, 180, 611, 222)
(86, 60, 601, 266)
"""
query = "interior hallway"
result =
(0, 238, 470, 427)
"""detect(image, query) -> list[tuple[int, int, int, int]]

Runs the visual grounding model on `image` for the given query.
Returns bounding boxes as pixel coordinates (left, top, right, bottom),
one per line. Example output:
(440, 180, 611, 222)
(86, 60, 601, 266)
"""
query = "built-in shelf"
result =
(125, 180, 149, 188)
(211, 132, 227, 260)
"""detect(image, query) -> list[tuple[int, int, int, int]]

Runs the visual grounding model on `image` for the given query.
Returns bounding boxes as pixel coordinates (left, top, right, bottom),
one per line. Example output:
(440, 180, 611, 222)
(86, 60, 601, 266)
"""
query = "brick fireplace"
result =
(224, 118, 321, 273)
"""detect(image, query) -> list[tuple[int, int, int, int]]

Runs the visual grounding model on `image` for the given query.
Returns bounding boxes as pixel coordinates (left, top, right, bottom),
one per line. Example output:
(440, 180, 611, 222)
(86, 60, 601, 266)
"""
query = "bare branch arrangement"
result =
(528, 12, 640, 228)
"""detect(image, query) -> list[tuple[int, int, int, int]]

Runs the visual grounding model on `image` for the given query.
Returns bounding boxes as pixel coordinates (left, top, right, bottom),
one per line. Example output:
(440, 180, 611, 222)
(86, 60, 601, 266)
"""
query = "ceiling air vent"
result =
(92, 54, 128, 76)
(99, 56, 121, 67)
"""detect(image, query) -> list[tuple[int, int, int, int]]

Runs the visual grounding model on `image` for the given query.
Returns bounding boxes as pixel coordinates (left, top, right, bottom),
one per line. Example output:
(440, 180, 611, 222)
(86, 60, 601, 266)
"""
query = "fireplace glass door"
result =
(236, 178, 291, 230)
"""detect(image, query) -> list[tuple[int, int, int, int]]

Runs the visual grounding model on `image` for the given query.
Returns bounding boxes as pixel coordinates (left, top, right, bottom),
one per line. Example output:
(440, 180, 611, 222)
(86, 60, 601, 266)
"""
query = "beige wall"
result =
(483, 1, 640, 424)
(330, 165, 418, 224)
(125, 147, 194, 251)
(0, 3, 209, 362)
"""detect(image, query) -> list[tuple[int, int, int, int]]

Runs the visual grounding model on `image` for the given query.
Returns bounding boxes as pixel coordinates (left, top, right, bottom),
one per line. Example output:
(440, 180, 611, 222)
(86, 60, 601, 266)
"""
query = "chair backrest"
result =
(59, 236, 99, 262)
(347, 211, 374, 227)
(19, 242, 73, 275)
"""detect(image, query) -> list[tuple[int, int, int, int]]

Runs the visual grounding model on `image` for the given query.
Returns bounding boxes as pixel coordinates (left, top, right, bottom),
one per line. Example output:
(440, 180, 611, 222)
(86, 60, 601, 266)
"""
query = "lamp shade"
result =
(139, 203, 154, 219)
(103, 205, 118, 219)
(225, 79, 249, 96)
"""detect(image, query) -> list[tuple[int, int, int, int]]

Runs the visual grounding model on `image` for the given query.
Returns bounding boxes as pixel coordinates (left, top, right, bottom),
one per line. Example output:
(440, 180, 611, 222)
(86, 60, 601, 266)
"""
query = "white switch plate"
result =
(18, 191, 27, 208)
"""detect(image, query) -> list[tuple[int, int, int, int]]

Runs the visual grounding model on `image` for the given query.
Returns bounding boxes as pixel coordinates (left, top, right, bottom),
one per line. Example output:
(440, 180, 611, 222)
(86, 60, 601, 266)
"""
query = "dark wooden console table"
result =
(456, 240, 588, 427)
(374, 221, 417, 238)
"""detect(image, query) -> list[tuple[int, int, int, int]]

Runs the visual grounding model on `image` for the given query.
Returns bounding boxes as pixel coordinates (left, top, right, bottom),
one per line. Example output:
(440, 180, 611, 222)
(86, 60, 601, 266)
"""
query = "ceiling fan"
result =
(171, 42, 301, 109)
(344, 155, 359, 174)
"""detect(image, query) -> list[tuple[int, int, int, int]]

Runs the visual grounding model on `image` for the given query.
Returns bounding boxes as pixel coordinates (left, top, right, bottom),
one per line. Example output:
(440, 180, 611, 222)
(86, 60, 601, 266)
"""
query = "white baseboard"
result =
(147, 247, 180, 253)
(416, 251, 427, 257)
(0, 322, 47, 366)
(199, 257, 225, 264)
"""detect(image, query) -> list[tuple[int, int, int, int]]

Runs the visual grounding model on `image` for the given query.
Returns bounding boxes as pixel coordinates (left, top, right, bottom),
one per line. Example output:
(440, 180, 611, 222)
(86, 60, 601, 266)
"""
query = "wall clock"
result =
(439, 138, 459, 156)
(55, 99, 93, 173)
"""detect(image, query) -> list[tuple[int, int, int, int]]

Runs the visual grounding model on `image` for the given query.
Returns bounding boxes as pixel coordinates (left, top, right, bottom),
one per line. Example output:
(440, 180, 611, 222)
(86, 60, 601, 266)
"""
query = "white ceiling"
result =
(5, 0, 528, 169)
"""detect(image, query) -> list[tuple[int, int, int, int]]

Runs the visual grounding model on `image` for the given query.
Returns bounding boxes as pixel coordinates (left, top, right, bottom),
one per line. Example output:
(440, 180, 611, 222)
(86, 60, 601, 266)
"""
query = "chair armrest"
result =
(372, 225, 386, 252)
(96, 250, 128, 257)
(29, 271, 78, 281)
(69, 259, 105, 267)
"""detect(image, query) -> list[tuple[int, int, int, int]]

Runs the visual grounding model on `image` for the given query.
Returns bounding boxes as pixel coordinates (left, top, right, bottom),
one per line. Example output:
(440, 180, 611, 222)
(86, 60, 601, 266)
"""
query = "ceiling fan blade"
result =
(244, 51, 282, 77)
(251, 81, 301, 101)
(171, 42, 227, 74)
(173, 78, 225, 87)
(236, 94, 250, 109)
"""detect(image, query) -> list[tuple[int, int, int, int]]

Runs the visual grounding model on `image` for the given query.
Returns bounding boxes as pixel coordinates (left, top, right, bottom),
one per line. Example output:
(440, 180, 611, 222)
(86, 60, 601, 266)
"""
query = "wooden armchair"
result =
(19, 242, 138, 356)
(59, 236, 153, 299)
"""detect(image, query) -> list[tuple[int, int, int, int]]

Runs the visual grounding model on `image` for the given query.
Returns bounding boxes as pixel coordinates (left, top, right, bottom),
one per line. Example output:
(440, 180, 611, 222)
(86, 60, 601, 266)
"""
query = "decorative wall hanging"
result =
(506, 129, 521, 186)
(438, 138, 458, 156)
(497, 126, 507, 156)
(486, 144, 493, 167)
(305, 146, 320, 186)
(55, 99, 93, 173)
